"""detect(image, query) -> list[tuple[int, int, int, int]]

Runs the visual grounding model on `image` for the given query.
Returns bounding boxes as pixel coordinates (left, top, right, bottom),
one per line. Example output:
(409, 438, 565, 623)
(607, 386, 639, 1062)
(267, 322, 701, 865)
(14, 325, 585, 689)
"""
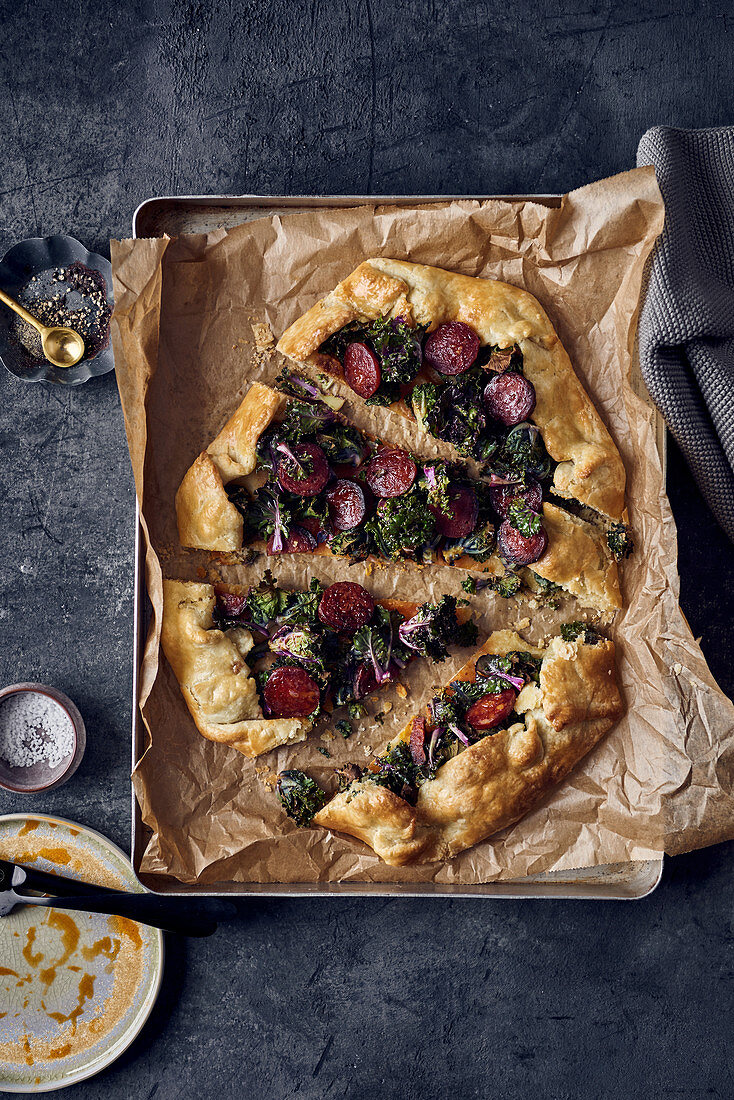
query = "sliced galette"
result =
(276, 621, 624, 865)
(276, 259, 633, 582)
(176, 380, 622, 610)
(161, 575, 476, 758)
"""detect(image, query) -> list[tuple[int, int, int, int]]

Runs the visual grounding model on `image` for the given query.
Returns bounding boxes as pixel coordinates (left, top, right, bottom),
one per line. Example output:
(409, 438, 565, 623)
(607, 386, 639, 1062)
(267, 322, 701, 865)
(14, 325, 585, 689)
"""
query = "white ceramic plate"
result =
(0, 814, 163, 1093)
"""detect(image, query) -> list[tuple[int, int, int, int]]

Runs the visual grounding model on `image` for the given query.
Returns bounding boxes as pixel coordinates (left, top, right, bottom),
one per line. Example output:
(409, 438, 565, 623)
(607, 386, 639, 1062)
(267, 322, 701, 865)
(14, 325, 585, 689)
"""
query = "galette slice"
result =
(176, 381, 621, 609)
(276, 258, 632, 570)
(278, 621, 623, 865)
(161, 575, 476, 759)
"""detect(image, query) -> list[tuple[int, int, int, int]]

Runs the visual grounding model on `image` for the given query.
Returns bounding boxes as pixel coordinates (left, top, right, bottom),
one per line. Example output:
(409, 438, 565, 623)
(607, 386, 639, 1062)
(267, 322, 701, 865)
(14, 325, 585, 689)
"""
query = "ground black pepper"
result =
(12, 261, 112, 364)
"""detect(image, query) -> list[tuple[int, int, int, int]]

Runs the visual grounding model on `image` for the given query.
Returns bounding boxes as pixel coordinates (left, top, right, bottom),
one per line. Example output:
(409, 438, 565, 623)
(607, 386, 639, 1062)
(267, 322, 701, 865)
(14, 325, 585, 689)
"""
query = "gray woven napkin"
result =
(637, 126, 734, 542)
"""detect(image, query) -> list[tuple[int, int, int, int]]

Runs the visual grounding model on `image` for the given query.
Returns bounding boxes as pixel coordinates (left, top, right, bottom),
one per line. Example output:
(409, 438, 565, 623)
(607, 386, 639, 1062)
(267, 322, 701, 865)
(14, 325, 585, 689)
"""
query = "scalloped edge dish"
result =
(0, 236, 114, 386)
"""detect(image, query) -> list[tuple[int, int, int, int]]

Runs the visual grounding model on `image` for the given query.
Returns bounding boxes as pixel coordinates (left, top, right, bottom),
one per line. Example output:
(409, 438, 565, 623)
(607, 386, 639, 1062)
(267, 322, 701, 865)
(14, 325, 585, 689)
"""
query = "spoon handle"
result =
(0, 287, 44, 333)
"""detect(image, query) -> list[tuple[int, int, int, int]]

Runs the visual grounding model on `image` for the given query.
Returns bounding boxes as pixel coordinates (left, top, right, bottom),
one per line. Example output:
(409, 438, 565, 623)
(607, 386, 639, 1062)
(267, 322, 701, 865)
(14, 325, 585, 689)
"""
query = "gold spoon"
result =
(0, 286, 85, 368)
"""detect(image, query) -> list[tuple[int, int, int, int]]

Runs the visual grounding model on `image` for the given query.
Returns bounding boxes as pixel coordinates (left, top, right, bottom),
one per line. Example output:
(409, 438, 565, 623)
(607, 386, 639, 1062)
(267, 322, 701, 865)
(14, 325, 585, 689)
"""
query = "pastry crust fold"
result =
(175, 382, 285, 550)
(277, 258, 626, 520)
(161, 579, 311, 758)
(314, 628, 623, 865)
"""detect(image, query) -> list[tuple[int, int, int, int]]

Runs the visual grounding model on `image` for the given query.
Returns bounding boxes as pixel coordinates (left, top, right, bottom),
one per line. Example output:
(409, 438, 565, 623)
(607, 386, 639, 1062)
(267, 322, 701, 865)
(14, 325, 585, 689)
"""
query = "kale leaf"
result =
(276, 770, 327, 827)
(420, 461, 452, 516)
(499, 422, 553, 480)
(435, 370, 490, 458)
(316, 422, 366, 467)
(607, 522, 633, 561)
(506, 497, 542, 537)
(560, 621, 602, 645)
(408, 383, 441, 434)
(245, 572, 291, 628)
(368, 316, 425, 387)
(351, 606, 394, 684)
(328, 530, 369, 562)
(277, 577, 325, 627)
(397, 594, 478, 661)
(364, 486, 435, 560)
(233, 485, 293, 550)
(269, 623, 325, 668)
(370, 741, 419, 801)
(442, 521, 496, 564)
(485, 571, 522, 598)
(505, 650, 543, 684)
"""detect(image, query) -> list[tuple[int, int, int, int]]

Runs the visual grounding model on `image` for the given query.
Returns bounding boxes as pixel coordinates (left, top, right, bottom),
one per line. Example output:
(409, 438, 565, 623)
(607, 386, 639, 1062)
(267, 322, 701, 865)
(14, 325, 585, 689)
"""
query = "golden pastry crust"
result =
(161, 579, 311, 758)
(533, 502, 621, 611)
(175, 381, 621, 609)
(314, 628, 624, 865)
(175, 382, 285, 550)
(277, 258, 626, 520)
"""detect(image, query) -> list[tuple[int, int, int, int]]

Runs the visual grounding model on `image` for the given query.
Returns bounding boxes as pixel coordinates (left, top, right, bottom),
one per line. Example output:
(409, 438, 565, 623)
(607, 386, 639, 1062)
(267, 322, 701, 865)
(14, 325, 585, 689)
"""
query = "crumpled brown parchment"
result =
(110, 167, 734, 885)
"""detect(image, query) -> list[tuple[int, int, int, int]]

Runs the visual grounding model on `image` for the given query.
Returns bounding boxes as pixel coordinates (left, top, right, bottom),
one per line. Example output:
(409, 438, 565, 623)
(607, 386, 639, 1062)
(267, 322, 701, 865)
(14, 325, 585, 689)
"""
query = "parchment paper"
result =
(111, 168, 734, 885)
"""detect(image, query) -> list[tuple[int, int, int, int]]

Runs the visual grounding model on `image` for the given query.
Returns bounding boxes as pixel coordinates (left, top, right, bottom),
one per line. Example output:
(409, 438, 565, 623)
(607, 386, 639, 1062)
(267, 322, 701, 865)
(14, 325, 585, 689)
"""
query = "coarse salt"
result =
(0, 692, 74, 769)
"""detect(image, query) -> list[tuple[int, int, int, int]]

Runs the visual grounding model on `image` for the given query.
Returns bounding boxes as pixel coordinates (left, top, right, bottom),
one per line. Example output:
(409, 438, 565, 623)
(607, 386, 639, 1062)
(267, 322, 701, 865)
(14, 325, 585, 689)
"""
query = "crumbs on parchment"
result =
(252, 322, 275, 350)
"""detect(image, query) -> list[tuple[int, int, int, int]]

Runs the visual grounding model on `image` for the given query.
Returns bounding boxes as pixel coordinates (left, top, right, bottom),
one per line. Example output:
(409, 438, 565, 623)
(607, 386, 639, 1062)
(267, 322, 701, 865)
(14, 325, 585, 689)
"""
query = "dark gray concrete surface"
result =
(0, 1, 733, 1096)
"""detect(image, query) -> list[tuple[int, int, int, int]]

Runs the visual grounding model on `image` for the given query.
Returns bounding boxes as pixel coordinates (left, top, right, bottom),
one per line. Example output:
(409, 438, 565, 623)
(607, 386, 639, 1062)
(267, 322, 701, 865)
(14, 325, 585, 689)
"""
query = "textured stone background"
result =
(0, 0, 733, 1096)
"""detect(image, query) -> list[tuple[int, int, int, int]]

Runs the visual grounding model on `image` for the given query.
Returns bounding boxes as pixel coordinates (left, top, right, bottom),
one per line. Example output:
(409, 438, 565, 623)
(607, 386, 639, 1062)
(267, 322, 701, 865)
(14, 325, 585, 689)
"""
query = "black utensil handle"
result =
(38, 894, 238, 937)
(18, 865, 124, 899)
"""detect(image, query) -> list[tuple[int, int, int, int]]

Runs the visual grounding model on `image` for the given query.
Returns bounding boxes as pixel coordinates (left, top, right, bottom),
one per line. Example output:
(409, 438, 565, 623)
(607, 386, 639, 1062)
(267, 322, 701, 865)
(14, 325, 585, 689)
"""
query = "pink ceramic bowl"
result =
(0, 683, 86, 793)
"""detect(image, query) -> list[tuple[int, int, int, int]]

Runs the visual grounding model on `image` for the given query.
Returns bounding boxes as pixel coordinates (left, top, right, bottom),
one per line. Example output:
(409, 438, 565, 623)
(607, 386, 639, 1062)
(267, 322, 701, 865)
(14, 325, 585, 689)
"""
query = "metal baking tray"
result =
(129, 193, 665, 900)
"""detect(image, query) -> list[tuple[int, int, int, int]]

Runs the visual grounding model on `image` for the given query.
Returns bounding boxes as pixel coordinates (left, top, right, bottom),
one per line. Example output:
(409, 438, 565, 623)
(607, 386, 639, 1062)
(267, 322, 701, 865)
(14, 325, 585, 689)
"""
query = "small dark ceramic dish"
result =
(0, 235, 114, 385)
(0, 683, 86, 793)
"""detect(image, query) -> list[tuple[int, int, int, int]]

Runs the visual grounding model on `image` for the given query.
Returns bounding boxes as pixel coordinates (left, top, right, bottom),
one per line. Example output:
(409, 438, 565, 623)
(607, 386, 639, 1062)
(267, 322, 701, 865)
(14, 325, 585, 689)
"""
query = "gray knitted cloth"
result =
(637, 126, 734, 542)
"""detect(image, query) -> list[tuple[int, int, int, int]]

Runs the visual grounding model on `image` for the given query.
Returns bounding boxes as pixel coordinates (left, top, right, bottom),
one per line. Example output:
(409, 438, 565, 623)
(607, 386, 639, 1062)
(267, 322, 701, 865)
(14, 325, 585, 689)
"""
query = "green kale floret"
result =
(351, 606, 394, 684)
(437, 370, 490, 459)
(276, 770, 327, 827)
(364, 486, 435, 560)
(486, 571, 521, 598)
(505, 650, 543, 684)
(244, 571, 291, 628)
(447, 521, 497, 563)
(531, 572, 563, 608)
(506, 497, 542, 537)
(316, 422, 367, 467)
(499, 423, 553, 480)
(367, 316, 425, 388)
(420, 461, 452, 515)
(328, 530, 369, 562)
(560, 621, 602, 645)
(370, 741, 419, 800)
(397, 594, 478, 661)
(269, 623, 325, 668)
(409, 383, 441, 434)
(271, 397, 341, 443)
(607, 522, 633, 561)
(231, 485, 293, 550)
(277, 577, 325, 627)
